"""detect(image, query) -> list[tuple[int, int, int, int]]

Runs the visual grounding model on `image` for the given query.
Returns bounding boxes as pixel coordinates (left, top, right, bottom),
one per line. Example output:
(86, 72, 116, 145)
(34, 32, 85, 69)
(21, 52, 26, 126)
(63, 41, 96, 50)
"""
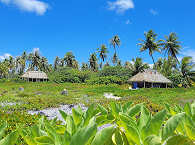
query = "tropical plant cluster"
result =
(0, 31, 194, 87)
(0, 102, 195, 145)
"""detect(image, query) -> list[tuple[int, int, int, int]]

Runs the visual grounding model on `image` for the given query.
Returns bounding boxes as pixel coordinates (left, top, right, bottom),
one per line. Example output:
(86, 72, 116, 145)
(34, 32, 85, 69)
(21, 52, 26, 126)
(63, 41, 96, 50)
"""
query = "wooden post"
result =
(144, 81, 145, 88)
(152, 83, 153, 88)
(166, 83, 167, 88)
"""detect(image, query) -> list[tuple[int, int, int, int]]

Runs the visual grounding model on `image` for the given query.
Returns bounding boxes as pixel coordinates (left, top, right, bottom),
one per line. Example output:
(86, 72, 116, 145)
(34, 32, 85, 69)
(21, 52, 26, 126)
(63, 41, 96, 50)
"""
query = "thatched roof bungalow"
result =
(128, 69, 172, 88)
(21, 71, 48, 82)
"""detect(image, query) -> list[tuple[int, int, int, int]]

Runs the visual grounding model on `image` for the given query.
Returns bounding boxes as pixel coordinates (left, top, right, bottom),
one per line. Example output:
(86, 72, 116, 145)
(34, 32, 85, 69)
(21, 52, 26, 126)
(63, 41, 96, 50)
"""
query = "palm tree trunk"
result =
(151, 54, 156, 69)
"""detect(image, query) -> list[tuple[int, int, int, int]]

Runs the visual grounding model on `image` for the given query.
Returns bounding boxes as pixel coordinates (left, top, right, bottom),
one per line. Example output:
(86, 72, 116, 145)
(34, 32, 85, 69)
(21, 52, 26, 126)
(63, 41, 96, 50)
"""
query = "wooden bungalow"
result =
(21, 71, 48, 82)
(128, 69, 172, 88)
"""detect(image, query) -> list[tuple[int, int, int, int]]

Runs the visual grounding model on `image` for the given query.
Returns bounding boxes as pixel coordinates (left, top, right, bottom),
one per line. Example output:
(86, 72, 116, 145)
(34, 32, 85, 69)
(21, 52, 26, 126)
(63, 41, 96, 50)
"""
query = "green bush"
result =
(86, 76, 126, 85)
(11, 102, 195, 145)
(99, 66, 132, 78)
(48, 67, 96, 83)
(168, 72, 187, 87)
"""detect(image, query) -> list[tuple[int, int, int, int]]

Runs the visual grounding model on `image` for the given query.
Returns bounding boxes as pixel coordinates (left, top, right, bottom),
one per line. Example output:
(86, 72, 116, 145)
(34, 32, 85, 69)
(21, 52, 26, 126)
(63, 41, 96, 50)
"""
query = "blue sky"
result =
(0, 0, 195, 65)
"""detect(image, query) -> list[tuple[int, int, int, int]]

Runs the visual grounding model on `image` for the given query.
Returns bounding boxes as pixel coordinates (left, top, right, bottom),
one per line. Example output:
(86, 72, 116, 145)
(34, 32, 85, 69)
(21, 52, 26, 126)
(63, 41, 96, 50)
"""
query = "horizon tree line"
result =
(0, 30, 194, 86)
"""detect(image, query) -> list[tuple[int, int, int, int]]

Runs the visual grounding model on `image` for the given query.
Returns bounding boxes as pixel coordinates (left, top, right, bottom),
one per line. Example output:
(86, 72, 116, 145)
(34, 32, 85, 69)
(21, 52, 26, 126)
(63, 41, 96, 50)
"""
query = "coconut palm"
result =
(7, 56, 15, 73)
(97, 44, 108, 68)
(64, 52, 76, 68)
(163, 32, 181, 63)
(89, 53, 98, 72)
(0, 61, 9, 78)
(112, 52, 118, 65)
(131, 57, 149, 75)
(54, 56, 60, 70)
(28, 50, 41, 71)
(39, 57, 49, 72)
(180, 56, 195, 87)
(72, 60, 79, 69)
(110, 35, 120, 53)
(81, 62, 89, 71)
(138, 30, 162, 68)
(124, 61, 133, 69)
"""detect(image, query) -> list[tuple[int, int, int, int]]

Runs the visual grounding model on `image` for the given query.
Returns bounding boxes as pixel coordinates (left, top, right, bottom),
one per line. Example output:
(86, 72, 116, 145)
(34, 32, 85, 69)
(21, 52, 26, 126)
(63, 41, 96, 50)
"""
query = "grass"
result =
(0, 82, 194, 112)
(0, 81, 194, 137)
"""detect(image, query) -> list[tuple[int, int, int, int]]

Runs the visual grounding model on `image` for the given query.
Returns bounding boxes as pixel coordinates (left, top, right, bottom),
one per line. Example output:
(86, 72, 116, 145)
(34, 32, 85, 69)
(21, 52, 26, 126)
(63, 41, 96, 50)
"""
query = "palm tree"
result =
(54, 56, 60, 70)
(112, 52, 118, 65)
(110, 35, 120, 53)
(97, 44, 108, 68)
(89, 53, 98, 72)
(81, 62, 89, 71)
(138, 30, 162, 68)
(0, 61, 9, 78)
(39, 57, 49, 72)
(28, 50, 41, 71)
(160, 56, 177, 77)
(180, 56, 195, 87)
(110, 35, 120, 63)
(64, 52, 76, 68)
(131, 57, 149, 75)
(72, 60, 79, 69)
(124, 61, 133, 69)
(163, 32, 181, 63)
(21, 51, 27, 74)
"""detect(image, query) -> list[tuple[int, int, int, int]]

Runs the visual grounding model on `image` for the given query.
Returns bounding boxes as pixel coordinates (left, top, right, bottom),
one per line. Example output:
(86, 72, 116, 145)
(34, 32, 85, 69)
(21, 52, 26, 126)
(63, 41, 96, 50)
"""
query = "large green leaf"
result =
(120, 119, 141, 145)
(98, 104, 108, 115)
(91, 126, 115, 145)
(121, 131, 130, 145)
(0, 131, 19, 145)
(127, 104, 142, 117)
(123, 102, 133, 113)
(143, 135, 161, 145)
(165, 135, 194, 145)
(59, 110, 68, 122)
(70, 118, 97, 145)
(142, 110, 166, 140)
(31, 125, 41, 138)
(35, 136, 54, 144)
(0, 122, 7, 139)
(66, 115, 76, 136)
(184, 103, 192, 117)
(119, 113, 137, 129)
(72, 108, 82, 126)
(184, 124, 195, 140)
(45, 123, 62, 145)
(83, 104, 97, 126)
(113, 128, 123, 145)
(162, 112, 185, 141)
(138, 106, 151, 131)
(110, 102, 121, 117)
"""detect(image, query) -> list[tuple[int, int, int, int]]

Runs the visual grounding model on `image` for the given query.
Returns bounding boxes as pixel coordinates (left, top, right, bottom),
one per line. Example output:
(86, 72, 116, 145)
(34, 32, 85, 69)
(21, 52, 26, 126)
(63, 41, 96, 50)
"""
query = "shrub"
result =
(17, 102, 195, 145)
(86, 76, 125, 85)
(99, 66, 132, 78)
(168, 72, 187, 87)
(48, 67, 96, 83)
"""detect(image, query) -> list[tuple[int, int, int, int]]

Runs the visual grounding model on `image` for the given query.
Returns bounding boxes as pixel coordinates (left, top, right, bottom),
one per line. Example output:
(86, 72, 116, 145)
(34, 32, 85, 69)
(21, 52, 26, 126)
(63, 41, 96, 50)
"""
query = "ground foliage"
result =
(0, 102, 195, 145)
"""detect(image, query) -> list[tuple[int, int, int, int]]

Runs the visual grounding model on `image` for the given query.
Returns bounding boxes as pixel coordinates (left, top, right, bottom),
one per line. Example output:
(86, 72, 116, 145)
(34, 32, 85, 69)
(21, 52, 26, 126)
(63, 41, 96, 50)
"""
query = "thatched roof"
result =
(21, 71, 48, 79)
(129, 69, 172, 83)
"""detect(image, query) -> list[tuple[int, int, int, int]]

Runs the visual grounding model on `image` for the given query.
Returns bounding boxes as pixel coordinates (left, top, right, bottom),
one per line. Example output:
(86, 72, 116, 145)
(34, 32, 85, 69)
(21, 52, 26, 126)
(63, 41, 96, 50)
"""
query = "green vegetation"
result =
(0, 32, 194, 87)
(1, 102, 195, 145)
(0, 31, 194, 144)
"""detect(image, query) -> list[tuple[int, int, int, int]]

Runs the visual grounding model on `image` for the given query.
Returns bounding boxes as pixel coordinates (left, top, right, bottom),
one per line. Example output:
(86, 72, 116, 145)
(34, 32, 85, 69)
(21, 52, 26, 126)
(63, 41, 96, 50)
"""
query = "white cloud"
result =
(108, 0, 134, 13)
(33, 48, 40, 53)
(181, 49, 195, 62)
(148, 64, 154, 69)
(150, 9, 158, 16)
(125, 19, 132, 24)
(0, 0, 49, 15)
(0, 53, 11, 60)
